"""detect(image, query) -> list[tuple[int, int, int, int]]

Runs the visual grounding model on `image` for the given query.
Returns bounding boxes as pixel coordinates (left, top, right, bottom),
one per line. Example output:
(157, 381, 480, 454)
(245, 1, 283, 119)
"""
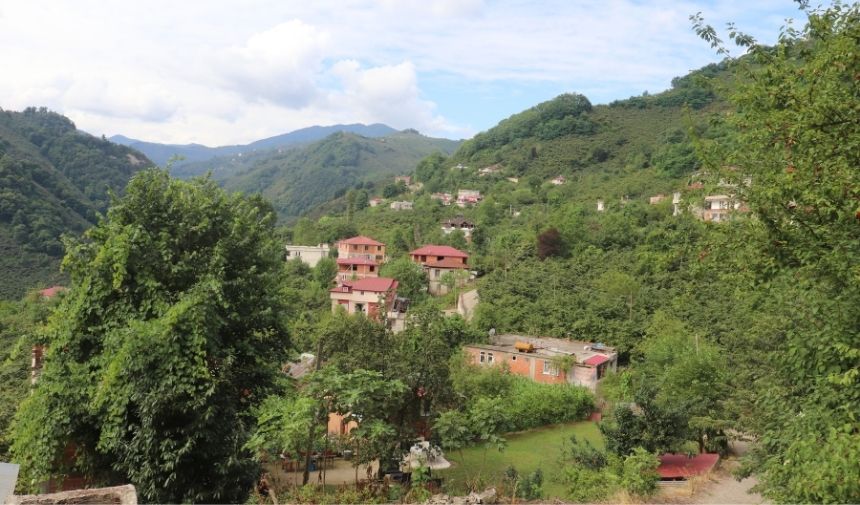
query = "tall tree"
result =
(11, 170, 290, 503)
(694, 4, 860, 502)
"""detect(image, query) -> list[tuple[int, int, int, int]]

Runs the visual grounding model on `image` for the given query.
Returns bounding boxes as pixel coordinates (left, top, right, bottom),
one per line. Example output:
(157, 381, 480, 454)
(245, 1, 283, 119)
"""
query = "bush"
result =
(620, 448, 659, 498)
(558, 465, 613, 502)
(505, 378, 594, 431)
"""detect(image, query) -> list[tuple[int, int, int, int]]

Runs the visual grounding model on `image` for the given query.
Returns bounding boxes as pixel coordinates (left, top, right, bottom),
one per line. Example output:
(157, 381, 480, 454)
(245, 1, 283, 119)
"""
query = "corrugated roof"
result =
(339, 235, 384, 246)
(410, 245, 469, 258)
(658, 453, 720, 479)
(583, 354, 610, 366)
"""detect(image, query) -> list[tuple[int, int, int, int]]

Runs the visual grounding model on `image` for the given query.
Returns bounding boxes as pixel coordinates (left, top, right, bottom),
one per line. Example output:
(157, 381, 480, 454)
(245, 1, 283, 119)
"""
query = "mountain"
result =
(215, 129, 460, 220)
(110, 123, 399, 167)
(0, 107, 153, 299)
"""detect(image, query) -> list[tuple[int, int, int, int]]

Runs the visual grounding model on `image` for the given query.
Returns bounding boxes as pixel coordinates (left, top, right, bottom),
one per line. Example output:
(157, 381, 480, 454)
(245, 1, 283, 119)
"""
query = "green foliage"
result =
(458, 93, 595, 159)
(215, 131, 458, 220)
(0, 108, 151, 298)
(10, 170, 289, 503)
(689, 4, 860, 502)
(379, 257, 428, 302)
(600, 384, 690, 456)
(619, 447, 659, 498)
(557, 465, 611, 502)
(0, 294, 56, 460)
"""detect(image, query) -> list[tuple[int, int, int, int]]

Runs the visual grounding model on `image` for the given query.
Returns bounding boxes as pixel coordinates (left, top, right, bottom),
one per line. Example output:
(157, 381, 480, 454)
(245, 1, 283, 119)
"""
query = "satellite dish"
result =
(489, 328, 496, 337)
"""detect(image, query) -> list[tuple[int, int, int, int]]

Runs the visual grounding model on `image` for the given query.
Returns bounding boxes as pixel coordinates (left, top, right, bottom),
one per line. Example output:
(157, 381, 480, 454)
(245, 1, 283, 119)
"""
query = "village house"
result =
(329, 277, 398, 319)
(479, 164, 502, 176)
(390, 200, 413, 211)
(596, 199, 605, 212)
(456, 189, 481, 207)
(410, 245, 469, 295)
(702, 195, 742, 222)
(394, 175, 412, 185)
(369, 197, 384, 207)
(336, 257, 379, 284)
(551, 175, 566, 185)
(649, 194, 667, 205)
(285, 244, 331, 267)
(507, 177, 519, 183)
(441, 216, 475, 239)
(431, 192, 454, 206)
(337, 236, 386, 262)
(463, 334, 618, 391)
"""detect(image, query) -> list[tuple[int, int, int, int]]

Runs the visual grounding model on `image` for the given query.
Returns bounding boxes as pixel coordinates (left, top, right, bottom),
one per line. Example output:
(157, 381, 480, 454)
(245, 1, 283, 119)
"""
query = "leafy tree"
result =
(693, 4, 860, 501)
(10, 170, 290, 503)
(379, 257, 428, 302)
(618, 447, 659, 498)
(536, 227, 564, 259)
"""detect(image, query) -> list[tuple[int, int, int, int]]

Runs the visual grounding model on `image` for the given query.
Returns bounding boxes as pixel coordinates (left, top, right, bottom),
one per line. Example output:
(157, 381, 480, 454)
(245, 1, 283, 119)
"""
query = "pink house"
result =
(330, 277, 398, 320)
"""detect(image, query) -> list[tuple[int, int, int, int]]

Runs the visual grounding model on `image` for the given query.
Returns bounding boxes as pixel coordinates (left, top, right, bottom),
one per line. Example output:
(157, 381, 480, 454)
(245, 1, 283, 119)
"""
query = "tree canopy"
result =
(11, 170, 290, 503)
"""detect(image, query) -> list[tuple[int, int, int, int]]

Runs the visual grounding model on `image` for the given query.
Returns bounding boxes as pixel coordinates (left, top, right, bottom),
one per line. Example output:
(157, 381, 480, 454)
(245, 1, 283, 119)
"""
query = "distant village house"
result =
(330, 277, 398, 320)
(441, 216, 475, 238)
(394, 175, 412, 185)
(431, 192, 454, 206)
(410, 245, 470, 296)
(369, 197, 384, 207)
(456, 189, 482, 207)
(285, 244, 331, 268)
(337, 236, 386, 262)
(649, 194, 667, 205)
(389, 201, 413, 211)
(464, 334, 618, 391)
(551, 175, 566, 186)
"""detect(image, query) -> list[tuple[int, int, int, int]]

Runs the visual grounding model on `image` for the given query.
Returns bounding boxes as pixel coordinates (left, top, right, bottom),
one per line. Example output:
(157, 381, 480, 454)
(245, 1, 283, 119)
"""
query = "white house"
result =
(285, 244, 330, 267)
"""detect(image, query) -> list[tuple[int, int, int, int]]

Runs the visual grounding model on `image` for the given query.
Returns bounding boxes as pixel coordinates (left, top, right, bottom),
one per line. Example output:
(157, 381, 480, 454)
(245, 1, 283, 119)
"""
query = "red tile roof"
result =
(39, 286, 66, 298)
(339, 236, 384, 246)
(331, 277, 397, 293)
(658, 453, 720, 479)
(583, 354, 611, 366)
(410, 245, 469, 259)
(424, 258, 468, 269)
(336, 257, 378, 266)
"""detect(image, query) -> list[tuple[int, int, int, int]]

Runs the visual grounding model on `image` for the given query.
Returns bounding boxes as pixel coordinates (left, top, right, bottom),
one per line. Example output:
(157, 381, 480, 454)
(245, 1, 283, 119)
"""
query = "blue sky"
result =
(0, 1, 805, 145)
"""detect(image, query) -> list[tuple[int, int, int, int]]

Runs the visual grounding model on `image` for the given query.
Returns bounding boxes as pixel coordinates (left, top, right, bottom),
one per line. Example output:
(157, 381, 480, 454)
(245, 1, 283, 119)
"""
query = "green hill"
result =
(214, 129, 460, 221)
(0, 107, 152, 299)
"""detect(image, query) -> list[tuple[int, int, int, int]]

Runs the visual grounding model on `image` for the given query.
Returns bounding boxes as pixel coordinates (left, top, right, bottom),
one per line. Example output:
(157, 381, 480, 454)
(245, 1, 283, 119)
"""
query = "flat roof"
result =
(466, 334, 616, 366)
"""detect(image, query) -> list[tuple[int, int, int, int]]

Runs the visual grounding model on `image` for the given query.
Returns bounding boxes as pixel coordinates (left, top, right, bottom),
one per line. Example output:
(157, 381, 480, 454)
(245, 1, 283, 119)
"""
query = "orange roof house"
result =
(463, 334, 618, 391)
(330, 277, 398, 320)
(410, 245, 469, 296)
(337, 236, 386, 262)
(336, 257, 379, 284)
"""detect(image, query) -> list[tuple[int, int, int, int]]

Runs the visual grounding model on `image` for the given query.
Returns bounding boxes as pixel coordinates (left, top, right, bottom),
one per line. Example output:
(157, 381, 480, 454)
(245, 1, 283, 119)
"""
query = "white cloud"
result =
(0, 0, 799, 144)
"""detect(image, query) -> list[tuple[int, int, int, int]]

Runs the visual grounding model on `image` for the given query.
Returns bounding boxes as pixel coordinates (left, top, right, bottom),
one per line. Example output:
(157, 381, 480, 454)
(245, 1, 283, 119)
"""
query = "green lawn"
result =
(436, 421, 604, 499)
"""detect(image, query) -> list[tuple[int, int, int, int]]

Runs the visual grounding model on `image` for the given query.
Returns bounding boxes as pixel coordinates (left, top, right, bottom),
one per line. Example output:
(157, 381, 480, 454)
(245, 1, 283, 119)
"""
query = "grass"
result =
(436, 420, 604, 499)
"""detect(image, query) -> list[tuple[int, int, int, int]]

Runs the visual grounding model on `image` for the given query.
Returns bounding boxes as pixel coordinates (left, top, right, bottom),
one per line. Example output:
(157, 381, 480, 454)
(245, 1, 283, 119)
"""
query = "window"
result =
(364, 245, 369, 251)
(487, 353, 494, 364)
(370, 266, 375, 272)
(479, 351, 485, 363)
(542, 360, 559, 376)
(434, 269, 440, 278)
(511, 355, 517, 361)
(355, 303, 365, 313)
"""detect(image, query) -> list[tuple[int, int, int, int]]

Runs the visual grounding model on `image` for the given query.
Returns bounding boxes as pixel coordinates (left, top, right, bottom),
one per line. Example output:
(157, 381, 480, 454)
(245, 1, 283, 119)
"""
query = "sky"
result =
(0, 1, 805, 146)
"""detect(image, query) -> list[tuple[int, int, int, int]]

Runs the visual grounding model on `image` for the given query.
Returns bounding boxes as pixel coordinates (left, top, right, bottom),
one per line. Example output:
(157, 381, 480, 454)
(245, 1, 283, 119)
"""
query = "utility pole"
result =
(302, 337, 324, 485)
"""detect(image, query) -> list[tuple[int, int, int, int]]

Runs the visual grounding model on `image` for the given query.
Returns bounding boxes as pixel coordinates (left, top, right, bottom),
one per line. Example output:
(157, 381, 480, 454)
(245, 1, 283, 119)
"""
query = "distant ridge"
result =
(110, 123, 400, 166)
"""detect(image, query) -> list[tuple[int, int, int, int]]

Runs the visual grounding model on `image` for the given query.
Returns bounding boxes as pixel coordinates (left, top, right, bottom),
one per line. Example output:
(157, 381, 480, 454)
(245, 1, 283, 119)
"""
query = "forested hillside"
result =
(0, 107, 152, 298)
(215, 129, 460, 220)
(113, 122, 398, 167)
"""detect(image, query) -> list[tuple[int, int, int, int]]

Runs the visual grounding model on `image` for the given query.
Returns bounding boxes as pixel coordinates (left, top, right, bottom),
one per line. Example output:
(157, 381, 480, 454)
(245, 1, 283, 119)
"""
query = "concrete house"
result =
(395, 175, 412, 185)
(390, 201, 414, 211)
(336, 257, 379, 284)
(285, 244, 331, 267)
(369, 197, 384, 207)
(463, 334, 618, 391)
(441, 216, 475, 238)
(649, 194, 667, 205)
(551, 175, 566, 185)
(337, 236, 386, 262)
(456, 190, 481, 207)
(330, 277, 398, 320)
(431, 192, 454, 206)
(703, 195, 742, 222)
(410, 245, 469, 295)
